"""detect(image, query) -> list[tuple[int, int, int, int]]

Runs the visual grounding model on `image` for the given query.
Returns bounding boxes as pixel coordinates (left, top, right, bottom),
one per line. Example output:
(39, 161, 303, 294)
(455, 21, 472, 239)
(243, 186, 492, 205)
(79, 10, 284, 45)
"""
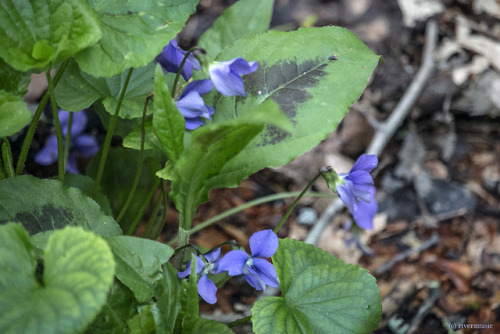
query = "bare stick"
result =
(366, 20, 438, 156)
(374, 233, 439, 276)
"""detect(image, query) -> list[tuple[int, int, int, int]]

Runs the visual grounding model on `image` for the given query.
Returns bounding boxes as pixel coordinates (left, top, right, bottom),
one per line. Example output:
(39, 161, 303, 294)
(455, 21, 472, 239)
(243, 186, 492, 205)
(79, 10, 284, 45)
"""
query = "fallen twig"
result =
(305, 20, 439, 246)
(374, 233, 440, 276)
(366, 20, 438, 156)
(406, 281, 441, 334)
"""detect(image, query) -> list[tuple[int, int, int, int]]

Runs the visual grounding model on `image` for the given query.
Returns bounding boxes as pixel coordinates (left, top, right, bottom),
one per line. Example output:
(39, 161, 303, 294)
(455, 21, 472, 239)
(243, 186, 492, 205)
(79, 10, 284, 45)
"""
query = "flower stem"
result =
(63, 111, 73, 173)
(228, 316, 252, 328)
(116, 94, 151, 223)
(273, 171, 322, 234)
(45, 68, 65, 182)
(172, 47, 205, 98)
(16, 59, 69, 175)
(167, 191, 334, 246)
(126, 176, 160, 236)
(1, 138, 15, 178)
(92, 68, 134, 199)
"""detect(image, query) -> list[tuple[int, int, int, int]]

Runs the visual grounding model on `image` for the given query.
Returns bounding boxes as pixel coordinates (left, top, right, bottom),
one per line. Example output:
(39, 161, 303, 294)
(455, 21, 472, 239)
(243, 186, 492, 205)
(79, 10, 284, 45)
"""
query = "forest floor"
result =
(167, 1, 500, 333)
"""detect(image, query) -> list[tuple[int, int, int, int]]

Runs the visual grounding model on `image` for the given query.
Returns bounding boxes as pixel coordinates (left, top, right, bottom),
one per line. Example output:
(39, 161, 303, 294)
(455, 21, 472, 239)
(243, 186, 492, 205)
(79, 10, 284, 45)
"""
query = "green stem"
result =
(143, 180, 168, 240)
(104, 302, 127, 331)
(116, 95, 150, 223)
(126, 177, 160, 235)
(0, 156, 6, 180)
(16, 59, 69, 175)
(167, 191, 334, 246)
(172, 46, 205, 98)
(1, 139, 15, 178)
(273, 172, 322, 234)
(63, 112, 73, 173)
(92, 68, 134, 199)
(46, 68, 65, 182)
(228, 316, 252, 328)
(143, 186, 164, 239)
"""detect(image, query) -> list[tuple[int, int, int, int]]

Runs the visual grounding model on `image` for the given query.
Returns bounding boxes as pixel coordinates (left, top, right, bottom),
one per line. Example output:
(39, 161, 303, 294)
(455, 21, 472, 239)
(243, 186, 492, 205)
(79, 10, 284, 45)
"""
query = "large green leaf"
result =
(106, 235, 174, 303)
(55, 60, 155, 119)
(0, 224, 115, 334)
(252, 238, 381, 334)
(86, 148, 160, 232)
(191, 318, 234, 334)
(0, 0, 101, 71)
(75, 0, 199, 77)
(153, 65, 185, 162)
(0, 90, 31, 137)
(209, 26, 380, 190)
(86, 280, 139, 334)
(174, 254, 199, 334)
(170, 100, 290, 222)
(155, 263, 182, 334)
(0, 58, 31, 96)
(0, 175, 121, 236)
(198, 0, 274, 58)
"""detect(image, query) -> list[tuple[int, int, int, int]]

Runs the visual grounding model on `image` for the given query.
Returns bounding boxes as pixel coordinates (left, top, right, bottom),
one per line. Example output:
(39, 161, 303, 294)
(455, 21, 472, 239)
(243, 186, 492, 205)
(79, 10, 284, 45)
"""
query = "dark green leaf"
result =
(198, 0, 274, 58)
(0, 0, 101, 71)
(106, 236, 174, 303)
(153, 65, 185, 162)
(252, 238, 382, 334)
(0, 58, 31, 96)
(0, 90, 31, 137)
(75, 0, 199, 77)
(0, 224, 115, 334)
(0, 175, 121, 236)
(170, 100, 290, 221)
(55, 60, 155, 119)
(210, 26, 380, 190)
(86, 280, 139, 334)
(155, 263, 182, 334)
(191, 318, 234, 334)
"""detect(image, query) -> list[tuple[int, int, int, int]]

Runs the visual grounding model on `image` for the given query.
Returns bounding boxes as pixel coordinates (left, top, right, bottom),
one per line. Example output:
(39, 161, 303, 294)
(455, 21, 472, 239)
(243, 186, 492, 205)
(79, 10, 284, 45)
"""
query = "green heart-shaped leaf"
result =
(0, 224, 115, 333)
(252, 238, 381, 334)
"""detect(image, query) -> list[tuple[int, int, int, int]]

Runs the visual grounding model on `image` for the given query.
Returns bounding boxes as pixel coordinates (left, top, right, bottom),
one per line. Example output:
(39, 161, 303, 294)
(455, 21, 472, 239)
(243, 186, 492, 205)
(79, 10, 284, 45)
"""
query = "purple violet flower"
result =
(35, 110, 99, 174)
(217, 230, 279, 291)
(178, 248, 223, 304)
(336, 154, 378, 230)
(176, 79, 214, 130)
(208, 58, 258, 97)
(157, 39, 200, 81)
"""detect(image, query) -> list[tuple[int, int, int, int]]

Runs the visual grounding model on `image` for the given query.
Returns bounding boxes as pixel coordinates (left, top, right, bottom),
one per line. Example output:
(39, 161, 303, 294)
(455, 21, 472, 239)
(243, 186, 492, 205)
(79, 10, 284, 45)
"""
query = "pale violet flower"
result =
(158, 39, 200, 81)
(217, 230, 279, 291)
(208, 58, 258, 97)
(336, 154, 378, 230)
(35, 110, 99, 174)
(178, 248, 222, 304)
(176, 79, 214, 130)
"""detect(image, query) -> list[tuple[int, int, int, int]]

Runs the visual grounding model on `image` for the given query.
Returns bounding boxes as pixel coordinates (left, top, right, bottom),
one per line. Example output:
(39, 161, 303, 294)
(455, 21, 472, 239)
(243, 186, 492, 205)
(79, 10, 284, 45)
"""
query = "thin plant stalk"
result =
(143, 180, 168, 240)
(126, 177, 160, 236)
(63, 112, 73, 173)
(116, 94, 151, 223)
(46, 67, 65, 182)
(1, 138, 15, 178)
(273, 171, 322, 234)
(171, 46, 205, 98)
(92, 68, 134, 199)
(228, 316, 251, 328)
(167, 191, 334, 246)
(16, 59, 69, 175)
